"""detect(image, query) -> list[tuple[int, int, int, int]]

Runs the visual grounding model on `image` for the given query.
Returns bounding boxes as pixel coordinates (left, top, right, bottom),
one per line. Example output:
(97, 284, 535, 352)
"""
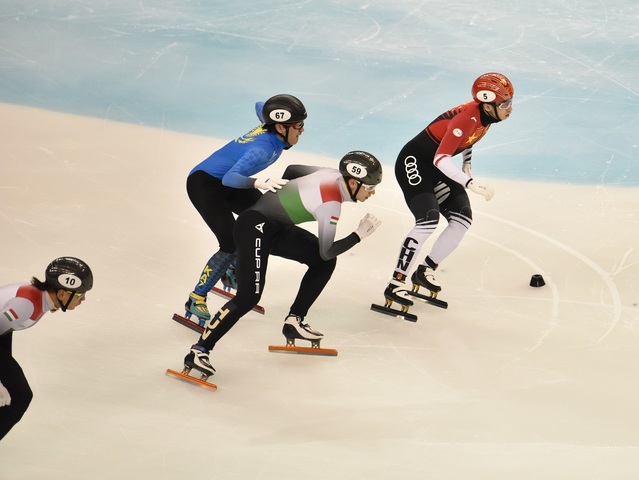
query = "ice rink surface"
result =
(1, 1, 638, 479)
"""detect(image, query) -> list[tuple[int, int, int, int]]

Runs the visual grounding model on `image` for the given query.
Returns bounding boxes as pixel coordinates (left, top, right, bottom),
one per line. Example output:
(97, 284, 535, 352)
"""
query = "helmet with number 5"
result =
(472, 72, 514, 104)
(45, 256, 94, 293)
(262, 94, 307, 125)
(339, 151, 383, 186)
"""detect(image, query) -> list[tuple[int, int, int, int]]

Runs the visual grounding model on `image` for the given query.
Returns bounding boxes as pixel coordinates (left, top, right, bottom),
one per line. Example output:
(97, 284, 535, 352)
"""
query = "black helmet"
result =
(339, 151, 383, 186)
(45, 257, 93, 293)
(262, 94, 307, 125)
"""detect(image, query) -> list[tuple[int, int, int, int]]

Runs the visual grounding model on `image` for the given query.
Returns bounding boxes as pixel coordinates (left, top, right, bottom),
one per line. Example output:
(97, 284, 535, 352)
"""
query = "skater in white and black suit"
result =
(182, 151, 383, 378)
(0, 257, 93, 441)
(383, 72, 514, 308)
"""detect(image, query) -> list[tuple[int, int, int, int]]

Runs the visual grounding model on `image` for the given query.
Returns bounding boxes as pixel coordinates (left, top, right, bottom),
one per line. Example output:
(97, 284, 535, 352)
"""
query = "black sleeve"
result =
(282, 165, 322, 180)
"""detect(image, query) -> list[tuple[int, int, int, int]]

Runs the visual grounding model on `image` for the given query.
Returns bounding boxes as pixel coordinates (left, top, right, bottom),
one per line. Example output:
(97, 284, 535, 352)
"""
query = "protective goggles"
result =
(497, 99, 513, 110)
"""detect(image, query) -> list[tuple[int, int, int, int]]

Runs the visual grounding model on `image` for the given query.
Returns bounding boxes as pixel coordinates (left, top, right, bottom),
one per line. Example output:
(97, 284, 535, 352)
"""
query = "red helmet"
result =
(471, 72, 514, 104)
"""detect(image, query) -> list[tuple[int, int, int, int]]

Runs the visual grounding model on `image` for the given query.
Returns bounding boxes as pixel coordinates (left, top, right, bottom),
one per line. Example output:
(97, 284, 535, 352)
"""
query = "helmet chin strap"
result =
(347, 179, 362, 202)
(282, 126, 293, 150)
(58, 290, 74, 312)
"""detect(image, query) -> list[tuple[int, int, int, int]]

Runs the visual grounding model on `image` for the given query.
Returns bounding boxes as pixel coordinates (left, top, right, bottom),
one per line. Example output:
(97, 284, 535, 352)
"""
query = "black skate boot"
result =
(183, 345, 216, 379)
(282, 314, 323, 348)
(411, 264, 441, 293)
(384, 279, 414, 311)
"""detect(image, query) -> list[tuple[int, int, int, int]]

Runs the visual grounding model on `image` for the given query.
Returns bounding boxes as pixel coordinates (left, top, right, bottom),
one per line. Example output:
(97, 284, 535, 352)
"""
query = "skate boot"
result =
(383, 279, 414, 312)
(282, 314, 323, 348)
(183, 344, 216, 379)
(220, 264, 237, 291)
(184, 292, 211, 324)
(411, 264, 441, 294)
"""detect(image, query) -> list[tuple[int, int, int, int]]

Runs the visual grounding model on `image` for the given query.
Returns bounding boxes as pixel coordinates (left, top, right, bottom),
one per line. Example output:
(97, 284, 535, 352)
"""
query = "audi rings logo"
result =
(404, 156, 422, 185)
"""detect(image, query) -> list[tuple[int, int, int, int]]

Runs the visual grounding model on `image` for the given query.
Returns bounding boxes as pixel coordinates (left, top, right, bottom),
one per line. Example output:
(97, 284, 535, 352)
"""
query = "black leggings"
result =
(0, 333, 33, 441)
(186, 171, 262, 252)
(197, 210, 337, 351)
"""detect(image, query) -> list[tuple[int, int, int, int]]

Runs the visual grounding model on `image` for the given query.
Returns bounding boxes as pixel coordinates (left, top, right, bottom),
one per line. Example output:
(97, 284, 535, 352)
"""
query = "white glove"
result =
(354, 213, 381, 241)
(467, 179, 494, 201)
(254, 176, 288, 193)
(462, 161, 472, 176)
(0, 381, 11, 407)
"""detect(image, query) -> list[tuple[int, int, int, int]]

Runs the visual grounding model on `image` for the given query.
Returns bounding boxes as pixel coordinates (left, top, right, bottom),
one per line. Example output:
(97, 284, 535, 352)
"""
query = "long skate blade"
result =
(171, 313, 205, 333)
(211, 286, 265, 314)
(406, 291, 448, 309)
(370, 303, 418, 322)
(165, 369, 217, 391)
(268, 345, 338, 356)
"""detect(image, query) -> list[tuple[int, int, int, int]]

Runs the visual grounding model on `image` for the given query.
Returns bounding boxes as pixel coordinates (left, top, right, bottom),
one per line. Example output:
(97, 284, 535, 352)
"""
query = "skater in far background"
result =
(383, 72, 514, 309)
(183, 94, 307, 324)
(0, 257, 93, 441)
(182, 151, 383, 379)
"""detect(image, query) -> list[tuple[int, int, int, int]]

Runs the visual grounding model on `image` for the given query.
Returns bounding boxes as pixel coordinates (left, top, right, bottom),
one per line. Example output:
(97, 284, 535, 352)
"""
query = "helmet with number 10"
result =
(471, 72, 514, 104)
(45, 256, 94, 294)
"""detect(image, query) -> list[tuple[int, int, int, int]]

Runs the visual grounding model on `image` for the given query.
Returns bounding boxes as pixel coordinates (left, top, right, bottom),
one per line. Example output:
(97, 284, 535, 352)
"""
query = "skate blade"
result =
(268, 345, 338, 356)
(370, 303, 418, 322)
(171, 313, 205, 333)
(211, 286, 265, 314)
(406, 291, 448, 309)
(165, 368, 217, 391)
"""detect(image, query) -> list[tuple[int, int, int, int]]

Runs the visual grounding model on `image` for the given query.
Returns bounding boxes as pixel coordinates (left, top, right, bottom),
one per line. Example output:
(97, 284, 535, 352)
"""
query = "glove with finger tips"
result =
(354, 213, 381, 241)
(254, 176, 289, 193)
(467, 179, 495, 201)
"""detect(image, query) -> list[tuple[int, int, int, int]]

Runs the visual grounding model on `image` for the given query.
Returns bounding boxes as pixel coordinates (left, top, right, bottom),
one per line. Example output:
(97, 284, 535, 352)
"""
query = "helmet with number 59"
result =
(472, 72, 514, 104)
(339, 151, 383, 187)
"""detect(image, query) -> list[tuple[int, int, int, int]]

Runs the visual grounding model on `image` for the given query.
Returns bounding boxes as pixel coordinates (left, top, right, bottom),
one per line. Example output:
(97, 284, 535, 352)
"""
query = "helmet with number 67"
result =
(472, 72, 514, 104)
(262, 94, 307, 125)
(339, 151, 383, 187)
(45, 257, 93, 293)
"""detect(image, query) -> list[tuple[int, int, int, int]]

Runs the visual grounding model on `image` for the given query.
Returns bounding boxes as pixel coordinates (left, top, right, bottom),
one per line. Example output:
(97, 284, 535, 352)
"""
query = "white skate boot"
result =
(282, 314, 323, 347)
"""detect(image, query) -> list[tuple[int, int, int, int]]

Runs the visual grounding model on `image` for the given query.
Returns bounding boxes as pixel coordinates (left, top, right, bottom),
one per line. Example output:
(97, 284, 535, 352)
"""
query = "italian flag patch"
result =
(3, 308, 18, 322)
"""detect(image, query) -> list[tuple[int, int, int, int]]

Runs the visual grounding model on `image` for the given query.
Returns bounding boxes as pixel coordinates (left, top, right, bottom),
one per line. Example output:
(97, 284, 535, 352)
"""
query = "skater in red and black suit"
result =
(383, 72, 514, 309)
(0, 257, 93, 441)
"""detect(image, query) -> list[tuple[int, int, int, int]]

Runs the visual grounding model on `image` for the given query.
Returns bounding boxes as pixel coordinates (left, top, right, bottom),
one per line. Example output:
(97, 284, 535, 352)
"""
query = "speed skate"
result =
(268, 339, 338, 356)
(370, 302, 418, 322)
(165, 368, 217, 391)
(268, 338, 338, 356)
(407, 282, 448, 309)
(269, 317, 337, 356)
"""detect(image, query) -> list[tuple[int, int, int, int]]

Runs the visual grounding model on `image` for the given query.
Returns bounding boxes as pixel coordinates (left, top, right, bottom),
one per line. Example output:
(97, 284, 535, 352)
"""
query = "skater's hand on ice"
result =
(467, 179, 494, 201)
(254, 176, 289, 193)
(0, 381, 11, 407)
(462, 161, 472, 176)
(355, 213, 381, 241)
